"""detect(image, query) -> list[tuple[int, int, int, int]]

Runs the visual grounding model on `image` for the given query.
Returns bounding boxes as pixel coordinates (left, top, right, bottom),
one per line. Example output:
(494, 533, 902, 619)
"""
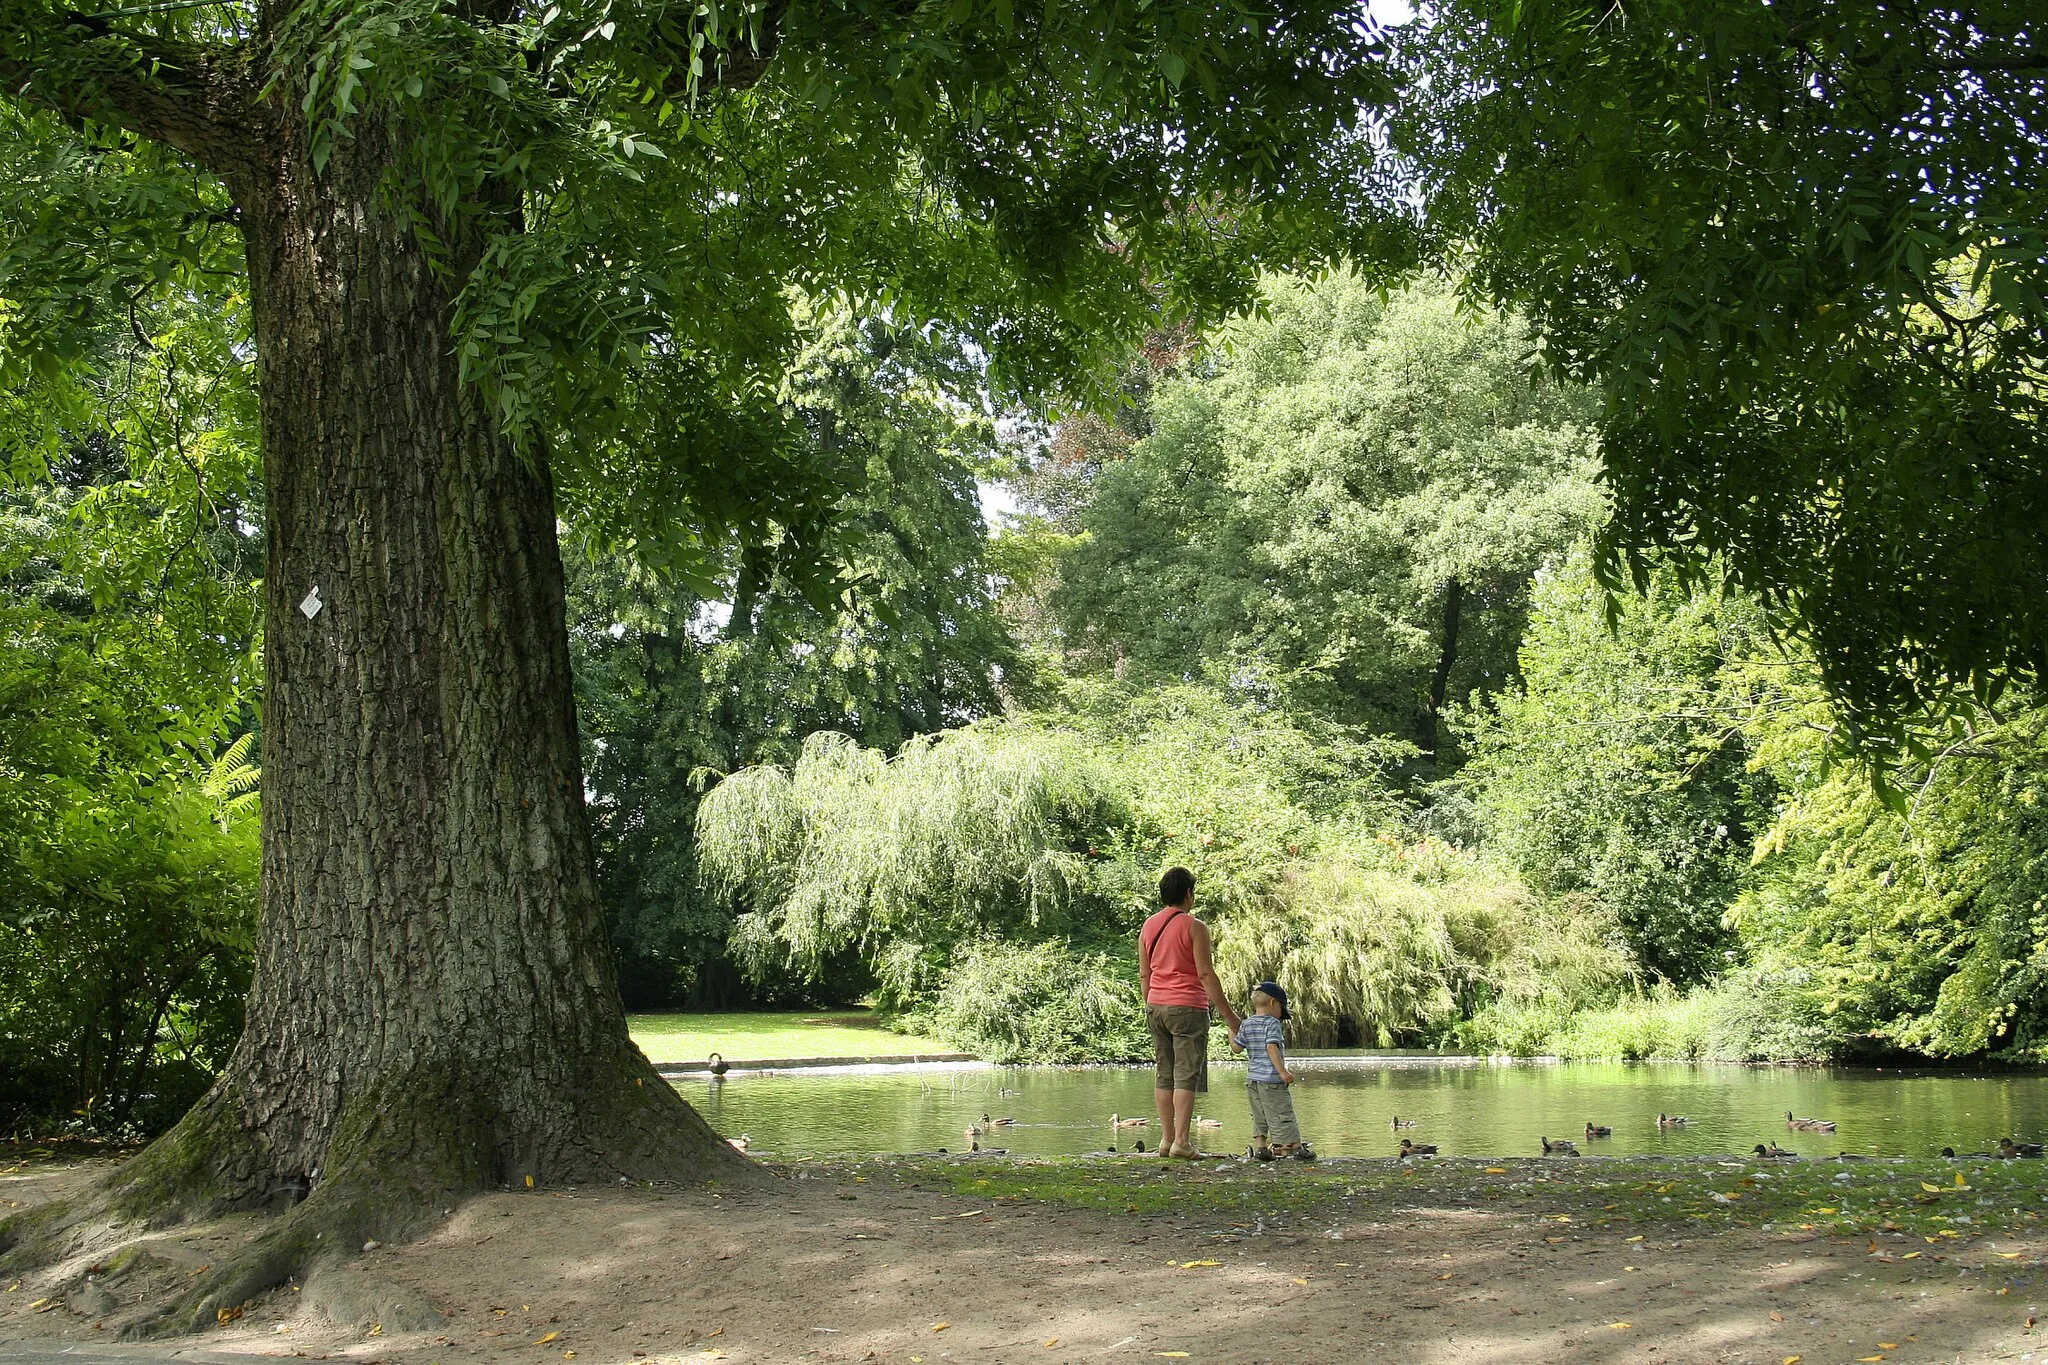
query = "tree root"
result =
(3, 1052, 768, 1340)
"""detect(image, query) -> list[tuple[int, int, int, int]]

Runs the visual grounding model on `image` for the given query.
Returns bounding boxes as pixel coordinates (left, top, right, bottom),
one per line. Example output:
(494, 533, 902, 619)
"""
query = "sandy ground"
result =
(5, 1154, 2045, 1365)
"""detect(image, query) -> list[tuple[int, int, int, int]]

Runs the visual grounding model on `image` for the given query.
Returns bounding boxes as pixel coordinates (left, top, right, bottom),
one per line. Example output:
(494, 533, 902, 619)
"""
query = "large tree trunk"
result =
(5, 105, 755, 1330)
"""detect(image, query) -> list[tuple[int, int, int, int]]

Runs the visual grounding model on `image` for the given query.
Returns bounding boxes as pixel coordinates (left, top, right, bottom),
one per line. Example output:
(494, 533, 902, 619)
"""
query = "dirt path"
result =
(6, 1154, 2044, 1363)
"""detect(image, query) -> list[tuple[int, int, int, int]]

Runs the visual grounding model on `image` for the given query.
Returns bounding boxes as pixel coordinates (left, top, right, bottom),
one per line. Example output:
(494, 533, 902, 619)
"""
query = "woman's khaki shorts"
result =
(1146, 1003, 1211, 1093)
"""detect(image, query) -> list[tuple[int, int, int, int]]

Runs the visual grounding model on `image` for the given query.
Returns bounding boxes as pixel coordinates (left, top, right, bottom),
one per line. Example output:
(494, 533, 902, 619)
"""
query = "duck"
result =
(708, 1052, 730, 1077)
(1390, 1116, 1418, 1129)
(1941, 1146, 1994, 1159)
(1111, 1113, 1149, 1129)
(1584, 1122, 1613, 1138)
(1753, 1142, 1796, 1159)
(727, 1134, 749, 1153)
(998, 1087, 1019, 1097)
(1134, 1138, 1147, 1154)
(1398, 1138, 1438, 1158)
(1829, 1152, 1871, 1161)
(983, 1113, 1018, 1128)
(1541, 1135, 1578, 1155)
(1656, 1113, 1691, 1128)
(1785, 1111, 1837, 1132)
(1195, 1116, 1223, 1129)
(1997, 1137, 2045, 1159)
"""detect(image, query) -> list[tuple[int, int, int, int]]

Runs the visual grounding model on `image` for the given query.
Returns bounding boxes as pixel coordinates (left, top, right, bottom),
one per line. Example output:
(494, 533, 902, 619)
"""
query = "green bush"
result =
(913, 938, 1152, 1065)
(1456, 968, 1857, 1062)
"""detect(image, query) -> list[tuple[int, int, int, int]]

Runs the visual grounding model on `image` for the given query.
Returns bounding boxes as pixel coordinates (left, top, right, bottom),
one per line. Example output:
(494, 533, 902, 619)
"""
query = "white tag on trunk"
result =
(299, 585, 324, 619)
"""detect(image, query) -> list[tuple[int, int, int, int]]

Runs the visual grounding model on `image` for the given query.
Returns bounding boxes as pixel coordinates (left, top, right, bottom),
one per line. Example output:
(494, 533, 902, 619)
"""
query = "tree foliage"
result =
(1401, 0, 2048, 742)
(568, 313, 1018, 1007)
(1039, 272, 1603, 757)
(0, 384, 260, 1130)
(1460, 551, 1780, 985)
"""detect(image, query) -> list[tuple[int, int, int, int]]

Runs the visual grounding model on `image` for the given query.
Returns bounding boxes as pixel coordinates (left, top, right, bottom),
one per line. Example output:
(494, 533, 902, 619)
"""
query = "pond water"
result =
(680, 1054, 2048, 1161)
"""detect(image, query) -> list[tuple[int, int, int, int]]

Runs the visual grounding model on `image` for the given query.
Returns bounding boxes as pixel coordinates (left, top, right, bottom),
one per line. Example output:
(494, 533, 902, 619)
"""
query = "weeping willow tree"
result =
(1209, 844, 1629, 1048)
(697, 725, 1137, 1009)
(697, 685, 1622, 1057)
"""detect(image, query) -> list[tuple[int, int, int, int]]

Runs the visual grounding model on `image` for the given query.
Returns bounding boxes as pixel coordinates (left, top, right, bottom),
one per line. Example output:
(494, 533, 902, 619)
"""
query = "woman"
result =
(1137, 866, 1240, 1158)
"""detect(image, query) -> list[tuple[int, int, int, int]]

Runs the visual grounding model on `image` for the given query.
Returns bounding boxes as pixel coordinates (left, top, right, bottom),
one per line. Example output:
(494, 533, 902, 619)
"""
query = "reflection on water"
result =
(681, 1055, 2048, 1161)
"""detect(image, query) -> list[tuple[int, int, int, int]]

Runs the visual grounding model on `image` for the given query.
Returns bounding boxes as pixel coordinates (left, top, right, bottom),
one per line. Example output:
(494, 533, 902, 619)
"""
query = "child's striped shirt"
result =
(1235, 1013, 1287, 1082)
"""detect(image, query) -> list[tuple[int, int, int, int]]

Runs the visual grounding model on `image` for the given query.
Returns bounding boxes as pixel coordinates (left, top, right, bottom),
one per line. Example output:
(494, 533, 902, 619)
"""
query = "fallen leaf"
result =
(525, 1175, 535, 1189)
(1180, 1260, 1220, 1268)
(1954, 1175, 1969, 1189)
(1292, 1278, 1308, 1286)
(1902, 1252, 1921, 1260)
(1879, 1344, 1897, 1350)
(1814, 1207, 1837, 1214)
(1784, 1357, 1802, 1364)
(932, 1322, 950, 1332)
(1625, 1235, 1644, 1243)
(1921, 1182, 1943, 1193)
(1484, 1167, 1507, 1174)
(707, 1328, 724, 1338)
(1998, 1251, 2025, 1259)
(1857, 1357, 1884, 1362)
(1154, 1355, 1191, 1359)
(535, 1331, 560, 1345)
(565, 1353, 577, 1359)
(1545, 1237, 1565, 1244)
(1435, 1273, 1453, 1281)
(1770, 1312, 1785, 1323)
(1044, 1340, 1059, 1348)
(1609, 1321, 1632, 1330)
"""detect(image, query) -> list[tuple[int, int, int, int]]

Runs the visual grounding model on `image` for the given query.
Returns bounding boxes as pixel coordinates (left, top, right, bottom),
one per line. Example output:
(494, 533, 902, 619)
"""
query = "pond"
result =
(680, 1054, 2048, 1161)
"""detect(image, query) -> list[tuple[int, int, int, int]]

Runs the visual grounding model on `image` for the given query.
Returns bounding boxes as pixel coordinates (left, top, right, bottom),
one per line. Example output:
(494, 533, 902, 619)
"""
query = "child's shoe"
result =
(1247, 1144, 1275, 1162)
(1292, 1143, 1317, 1162)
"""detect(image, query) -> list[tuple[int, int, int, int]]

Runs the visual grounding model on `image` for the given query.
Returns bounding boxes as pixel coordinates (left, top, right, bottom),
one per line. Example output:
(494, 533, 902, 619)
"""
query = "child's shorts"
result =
(1245, 1081, 1300, 1145)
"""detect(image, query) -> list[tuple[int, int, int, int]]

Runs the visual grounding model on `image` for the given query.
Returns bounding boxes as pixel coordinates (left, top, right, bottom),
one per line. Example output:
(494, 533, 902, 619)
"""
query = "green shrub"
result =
(914, 939, 1151, 1065)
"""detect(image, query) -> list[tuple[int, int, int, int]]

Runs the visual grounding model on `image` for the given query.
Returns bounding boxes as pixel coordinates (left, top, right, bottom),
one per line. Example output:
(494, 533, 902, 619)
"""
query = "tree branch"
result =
(0, 8, 264, 177)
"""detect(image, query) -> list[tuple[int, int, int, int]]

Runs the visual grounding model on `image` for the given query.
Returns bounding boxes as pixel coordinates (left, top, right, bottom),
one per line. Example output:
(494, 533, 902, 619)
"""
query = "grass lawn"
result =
(828, 1151, 2048, 1244)
(627, 1007, 954, 1063)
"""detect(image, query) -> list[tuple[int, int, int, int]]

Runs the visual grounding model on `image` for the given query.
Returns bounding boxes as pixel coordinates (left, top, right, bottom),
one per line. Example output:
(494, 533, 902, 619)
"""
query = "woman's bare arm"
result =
(1188, 919, 1240, 1031)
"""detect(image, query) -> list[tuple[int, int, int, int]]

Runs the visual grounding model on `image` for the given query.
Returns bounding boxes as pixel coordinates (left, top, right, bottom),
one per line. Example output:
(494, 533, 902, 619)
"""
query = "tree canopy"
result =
(1401, 0, 2048, 744)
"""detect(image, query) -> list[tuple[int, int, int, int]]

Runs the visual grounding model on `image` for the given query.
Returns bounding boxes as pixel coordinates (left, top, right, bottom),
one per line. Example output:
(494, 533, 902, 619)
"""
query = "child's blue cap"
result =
(1253, 981, 1290, 1019)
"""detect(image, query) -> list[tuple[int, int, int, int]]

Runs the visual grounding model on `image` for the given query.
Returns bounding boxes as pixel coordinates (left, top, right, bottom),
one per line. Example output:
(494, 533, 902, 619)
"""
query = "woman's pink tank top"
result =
(1141, 906, 1208, 1007)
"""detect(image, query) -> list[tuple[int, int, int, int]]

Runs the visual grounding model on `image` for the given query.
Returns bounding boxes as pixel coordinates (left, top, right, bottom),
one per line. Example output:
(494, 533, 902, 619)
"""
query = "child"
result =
(1232, 980, 1314, 1161)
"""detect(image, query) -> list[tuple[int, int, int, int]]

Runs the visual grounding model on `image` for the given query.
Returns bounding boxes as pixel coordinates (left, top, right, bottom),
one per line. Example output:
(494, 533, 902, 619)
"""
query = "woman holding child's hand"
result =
(1137, 867, 1240, 1159)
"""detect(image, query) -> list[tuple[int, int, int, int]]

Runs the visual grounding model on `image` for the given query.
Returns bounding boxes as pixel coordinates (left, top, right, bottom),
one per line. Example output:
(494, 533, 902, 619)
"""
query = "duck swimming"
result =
(1657, 1113, 1691, 1128)
(1785, 1111, 1837, 1132)
(1398, 1138, 1437, 1157)
(1998, 1137, 2045, 1159)
(1753, 1142, 1796, 1159)
(1390, 1116, 1418, 1129)
(984, 1113, 1017, 1127)
(1584, 1122, 1613, 1138)
(1111, 1113, 1149, 1128)
(1541, 1135, 1578, 1155)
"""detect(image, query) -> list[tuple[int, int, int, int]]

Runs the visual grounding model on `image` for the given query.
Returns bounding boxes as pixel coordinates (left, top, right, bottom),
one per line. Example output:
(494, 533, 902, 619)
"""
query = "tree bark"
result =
(1, 59, 755, 1330)
(1425, 576, 1463, 762)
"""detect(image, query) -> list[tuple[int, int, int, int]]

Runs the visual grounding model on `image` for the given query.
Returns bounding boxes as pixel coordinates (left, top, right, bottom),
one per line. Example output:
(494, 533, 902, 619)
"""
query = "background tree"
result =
(0, 0, 1414, 1310)
(1043, 273, 1602, 760)
(1459, 552, 1779, 985)
(569, 313, 1017, 1009)
(1400, 0, 2048, 746)
(0, 286, 262, 1133)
